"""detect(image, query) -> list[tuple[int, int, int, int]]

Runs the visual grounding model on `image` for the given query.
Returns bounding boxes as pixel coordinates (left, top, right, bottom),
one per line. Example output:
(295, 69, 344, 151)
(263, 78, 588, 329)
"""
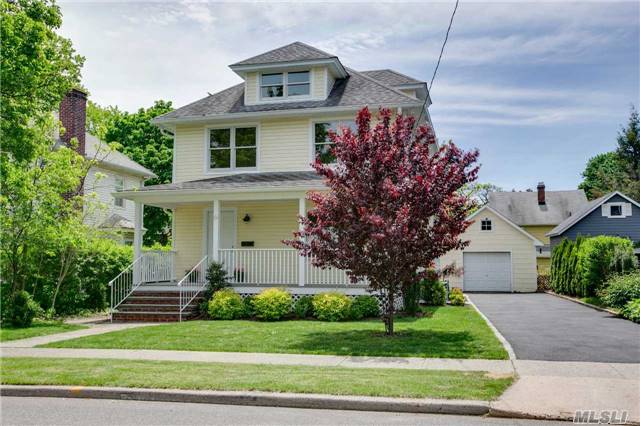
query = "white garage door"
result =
(463, 252, 512, 292)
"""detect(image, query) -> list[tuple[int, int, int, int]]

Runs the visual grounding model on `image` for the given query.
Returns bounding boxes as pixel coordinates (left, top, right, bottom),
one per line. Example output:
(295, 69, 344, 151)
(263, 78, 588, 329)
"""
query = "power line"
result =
(415, 0, 460, 129)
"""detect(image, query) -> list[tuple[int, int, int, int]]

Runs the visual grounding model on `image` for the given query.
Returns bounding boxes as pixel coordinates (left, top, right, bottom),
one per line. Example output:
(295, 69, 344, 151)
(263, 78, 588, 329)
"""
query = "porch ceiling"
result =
(115, 171, 326, 208)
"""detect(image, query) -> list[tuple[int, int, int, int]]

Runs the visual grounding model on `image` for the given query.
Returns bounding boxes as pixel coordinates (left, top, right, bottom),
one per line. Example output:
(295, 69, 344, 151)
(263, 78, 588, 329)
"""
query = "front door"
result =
(205, 209, 236, 261)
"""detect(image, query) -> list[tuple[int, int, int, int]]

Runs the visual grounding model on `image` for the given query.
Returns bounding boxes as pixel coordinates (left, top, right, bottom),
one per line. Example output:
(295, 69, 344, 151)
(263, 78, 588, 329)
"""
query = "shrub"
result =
(402, 283, 421, 315)
(621, 299, 640, 323)
(207, 289, 244, 320)
(251, 288, 292, 321)
(7, 291, 42, 327)
(449, 288, 465, 306)
(422, 279, 447, 306)
(350, 295, 380, 320)
(200, 262, 230, 315)
(293, 296, 314, 319)
(600, 271, 640, 309)
(242, 295, 255, 318)
(312, 292, 352, 321)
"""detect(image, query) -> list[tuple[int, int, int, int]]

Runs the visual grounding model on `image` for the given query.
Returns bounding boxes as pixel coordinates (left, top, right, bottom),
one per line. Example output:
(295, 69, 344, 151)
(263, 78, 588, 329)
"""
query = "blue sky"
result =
(59, 1, 639, 191)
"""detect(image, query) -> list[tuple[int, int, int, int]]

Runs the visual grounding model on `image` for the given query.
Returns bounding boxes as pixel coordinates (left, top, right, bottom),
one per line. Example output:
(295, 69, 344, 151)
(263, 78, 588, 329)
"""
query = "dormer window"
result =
(260, 71, 310, 100)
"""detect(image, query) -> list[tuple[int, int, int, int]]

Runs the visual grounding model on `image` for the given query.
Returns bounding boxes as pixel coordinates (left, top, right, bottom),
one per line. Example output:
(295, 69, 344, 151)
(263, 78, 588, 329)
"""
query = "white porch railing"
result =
(141, 250, 176, 282)
(218, 248, 365, 287)
(178, 255, 208, 322)
(109, 255, 143, 321)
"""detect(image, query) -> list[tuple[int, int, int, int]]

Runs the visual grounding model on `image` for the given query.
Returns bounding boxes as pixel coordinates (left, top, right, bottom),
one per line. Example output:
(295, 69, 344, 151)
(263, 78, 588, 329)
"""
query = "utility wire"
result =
(414, 0, 460, 129)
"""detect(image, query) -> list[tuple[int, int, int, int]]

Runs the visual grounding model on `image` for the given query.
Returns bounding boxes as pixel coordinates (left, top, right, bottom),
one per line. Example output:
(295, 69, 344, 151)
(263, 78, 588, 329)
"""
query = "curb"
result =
(466, 296, 517, 363)
(544, 291, 620, 317)
(0, 385, 490, 415)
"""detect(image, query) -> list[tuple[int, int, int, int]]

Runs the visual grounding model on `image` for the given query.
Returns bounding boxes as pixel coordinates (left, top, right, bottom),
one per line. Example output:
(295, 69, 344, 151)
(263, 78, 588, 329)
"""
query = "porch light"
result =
(243, 213, 251, 222)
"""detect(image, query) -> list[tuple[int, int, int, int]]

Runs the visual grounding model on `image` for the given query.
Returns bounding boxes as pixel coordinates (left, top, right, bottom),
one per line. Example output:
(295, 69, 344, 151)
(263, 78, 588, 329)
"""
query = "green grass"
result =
(44, 306, 508, 359)
(579, 296, 607, 308)
(1, 357, 513, 400)
(0, 321, 86, 342)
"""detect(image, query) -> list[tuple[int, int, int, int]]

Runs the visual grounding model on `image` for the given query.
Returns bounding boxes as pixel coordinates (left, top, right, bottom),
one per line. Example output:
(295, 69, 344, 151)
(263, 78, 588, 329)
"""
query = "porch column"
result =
(133, 201, 144, 284)
(298, 197, 306, 287)
(211, 199, 221, 263)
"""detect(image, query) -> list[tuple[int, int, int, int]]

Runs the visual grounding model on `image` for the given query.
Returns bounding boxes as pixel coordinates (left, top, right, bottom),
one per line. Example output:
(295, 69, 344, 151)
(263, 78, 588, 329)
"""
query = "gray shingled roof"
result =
(361, 69, 424, 86)
(100, 213, 134, 230)
(547, 192, 639, 236)
(85, 134, 157, 178)
(154, 68, 422, 123)
(488, 190, 588, 226)
(135, 171, 325, 192)
(231, 42, 337, 66)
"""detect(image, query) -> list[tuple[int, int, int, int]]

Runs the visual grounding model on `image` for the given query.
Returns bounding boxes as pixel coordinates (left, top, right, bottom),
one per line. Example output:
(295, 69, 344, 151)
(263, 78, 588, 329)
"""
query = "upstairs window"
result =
(208, 127, 257, 170)
(260, 71, 310, 99)
(313, 121, 356, 164)
(602, 202, 631, 218)
(610, 205, 622, 217)
(114, 176, 124, 207)
(481, 218, 492, 231)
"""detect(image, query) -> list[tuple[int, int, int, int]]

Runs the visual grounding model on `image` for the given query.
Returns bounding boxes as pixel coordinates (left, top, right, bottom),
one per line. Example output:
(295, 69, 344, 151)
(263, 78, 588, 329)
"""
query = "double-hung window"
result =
(260, 71, 310, 99)
(114, 176, 124, 207)
(208, 127, 257, 170)
(313, 121, 356, 164)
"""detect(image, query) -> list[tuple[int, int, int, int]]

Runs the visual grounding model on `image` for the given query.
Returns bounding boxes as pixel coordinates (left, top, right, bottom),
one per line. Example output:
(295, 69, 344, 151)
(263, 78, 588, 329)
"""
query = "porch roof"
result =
(115, 171, 326, 207)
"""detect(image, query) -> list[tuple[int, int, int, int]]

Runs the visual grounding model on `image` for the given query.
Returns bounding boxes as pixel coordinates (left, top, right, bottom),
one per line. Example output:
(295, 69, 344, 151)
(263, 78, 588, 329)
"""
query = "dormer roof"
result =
(229, 41, 348, 78)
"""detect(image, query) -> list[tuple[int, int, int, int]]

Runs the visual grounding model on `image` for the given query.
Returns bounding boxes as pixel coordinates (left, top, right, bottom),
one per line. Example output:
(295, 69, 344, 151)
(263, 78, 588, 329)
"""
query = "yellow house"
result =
(113, 42, 432, 320)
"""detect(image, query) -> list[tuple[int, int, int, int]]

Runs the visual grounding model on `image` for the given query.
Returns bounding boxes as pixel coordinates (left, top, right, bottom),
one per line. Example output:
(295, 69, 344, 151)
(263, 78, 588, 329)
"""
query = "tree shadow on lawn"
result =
(285, 327, 481, 358)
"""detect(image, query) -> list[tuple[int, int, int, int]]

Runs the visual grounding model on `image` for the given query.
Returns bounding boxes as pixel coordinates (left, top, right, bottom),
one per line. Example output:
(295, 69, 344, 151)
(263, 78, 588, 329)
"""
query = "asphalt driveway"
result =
(469, 293, 640, 363)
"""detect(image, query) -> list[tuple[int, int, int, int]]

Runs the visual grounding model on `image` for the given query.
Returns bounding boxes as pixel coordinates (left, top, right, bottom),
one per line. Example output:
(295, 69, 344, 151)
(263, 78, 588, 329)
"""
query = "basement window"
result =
(481, 218, 492, 231)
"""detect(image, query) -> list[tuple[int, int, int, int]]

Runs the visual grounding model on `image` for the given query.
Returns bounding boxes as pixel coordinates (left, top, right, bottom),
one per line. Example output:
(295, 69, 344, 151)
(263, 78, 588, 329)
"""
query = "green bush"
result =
(293, 296, 314, 319)
(402, 283, 421, 316)
(251, 288, 292, 321)
(7, 291, 42, 327)
(350, 295, 380, 320)
(449, 288, 465, 306)
(621, 299, 640, 323)
(242, 296, 255, 318)
(600, 271, 640, 308)
(423, 279, 447, 306)
(207, 289, 244, 320)
(551, 236, 637, 297)
(312, 292, 352, 321)
(200, 262, 230, 315)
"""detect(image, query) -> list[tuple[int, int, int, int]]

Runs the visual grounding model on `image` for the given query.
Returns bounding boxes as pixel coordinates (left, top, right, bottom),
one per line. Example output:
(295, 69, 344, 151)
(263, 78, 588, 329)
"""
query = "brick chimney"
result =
(59, 88, 87, 155)
(537, 182, 546, 205)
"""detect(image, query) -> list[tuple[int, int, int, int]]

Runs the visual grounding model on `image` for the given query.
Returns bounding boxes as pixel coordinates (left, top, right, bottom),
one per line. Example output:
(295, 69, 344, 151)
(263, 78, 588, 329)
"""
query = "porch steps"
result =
(112, 289, 205, 323)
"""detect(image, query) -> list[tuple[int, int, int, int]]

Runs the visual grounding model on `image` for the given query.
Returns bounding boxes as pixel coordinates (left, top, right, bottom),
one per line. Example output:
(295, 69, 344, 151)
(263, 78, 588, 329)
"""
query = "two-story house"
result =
(58, 89, 157, 244)
(112, 42, 431, 320)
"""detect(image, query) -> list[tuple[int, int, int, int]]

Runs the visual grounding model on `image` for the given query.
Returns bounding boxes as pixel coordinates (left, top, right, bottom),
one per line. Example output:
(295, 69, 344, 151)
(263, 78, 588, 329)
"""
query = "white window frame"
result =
(259, 71, 311, 102)
(204, 124, 259, 174)
(602, 202, 631, 218)
(480, 218, 493, 231)
(309, 119, 356, 165)
(114, 176, 124, 208)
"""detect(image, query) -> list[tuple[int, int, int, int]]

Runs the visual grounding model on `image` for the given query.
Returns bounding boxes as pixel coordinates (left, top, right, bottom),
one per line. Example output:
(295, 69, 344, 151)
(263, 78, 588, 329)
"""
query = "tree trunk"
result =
(384, 291, 395, 336)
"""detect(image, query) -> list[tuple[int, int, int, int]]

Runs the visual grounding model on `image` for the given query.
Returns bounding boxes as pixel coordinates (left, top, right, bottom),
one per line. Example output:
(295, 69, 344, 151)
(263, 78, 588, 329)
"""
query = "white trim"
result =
(602, 202, 631, 218)
(547, 191, 640, 237)
(462, 251, 513, 293)
(230, 58, 348, 79)
(308, 118, 357, 165)
(469, 205, 544, 246)
(203, 123, 260, 175)
(203, 207, 238, 259)
(257, 71, 313, 103)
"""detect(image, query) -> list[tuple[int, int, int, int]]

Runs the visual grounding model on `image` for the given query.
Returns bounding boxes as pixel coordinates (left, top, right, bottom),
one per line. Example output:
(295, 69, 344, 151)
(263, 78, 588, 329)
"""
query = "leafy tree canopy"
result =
(1, 0, 84, 162)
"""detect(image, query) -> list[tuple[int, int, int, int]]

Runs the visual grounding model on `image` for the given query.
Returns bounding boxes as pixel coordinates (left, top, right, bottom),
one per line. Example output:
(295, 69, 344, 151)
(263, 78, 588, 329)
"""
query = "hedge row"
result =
(550, 236, 637, 297)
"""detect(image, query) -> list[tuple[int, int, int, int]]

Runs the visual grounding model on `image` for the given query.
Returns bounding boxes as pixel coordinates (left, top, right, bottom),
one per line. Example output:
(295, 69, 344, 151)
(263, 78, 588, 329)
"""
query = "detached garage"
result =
(439, 206, 543, 293)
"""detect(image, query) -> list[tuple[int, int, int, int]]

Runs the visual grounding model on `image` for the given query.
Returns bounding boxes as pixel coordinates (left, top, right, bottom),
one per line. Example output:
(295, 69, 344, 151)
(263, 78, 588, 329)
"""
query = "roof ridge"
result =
(363, 68, 424, 84)
(347, 67, 423, 103)
(230, 41, 336, 67)
(292, 41, 338, 59)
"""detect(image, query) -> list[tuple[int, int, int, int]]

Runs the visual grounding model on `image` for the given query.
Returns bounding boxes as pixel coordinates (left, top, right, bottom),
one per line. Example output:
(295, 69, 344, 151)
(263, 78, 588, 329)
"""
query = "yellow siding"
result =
(400, 89, 417, 99)
(173, 204, 205, 274)
(245, 72, 258, 104)
(537, 257, 551, 275)
(174, 124, 204, 183)
(311, 67, 326, 99)
(439, 210, 538, 292)
(522, 225, 553, 245)
(260, 118, 311, 171)
(224, 200, 299, 248)
(326, 72, 336, 97)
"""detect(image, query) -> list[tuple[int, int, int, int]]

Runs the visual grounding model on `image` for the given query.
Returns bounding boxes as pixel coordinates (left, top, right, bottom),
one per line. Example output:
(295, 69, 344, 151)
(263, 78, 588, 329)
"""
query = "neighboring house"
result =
(438, 183, 588, 293)
(58, 89, 157, 244)
(114, 41, 431, 315)
(547, 191, 640, 253)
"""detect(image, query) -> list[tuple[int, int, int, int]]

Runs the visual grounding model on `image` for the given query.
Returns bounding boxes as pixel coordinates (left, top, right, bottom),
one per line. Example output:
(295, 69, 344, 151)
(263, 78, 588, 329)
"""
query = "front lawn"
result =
(1, 357, 513, 400)
(0, 321, 86, 342)
(44, 306, 508, 359)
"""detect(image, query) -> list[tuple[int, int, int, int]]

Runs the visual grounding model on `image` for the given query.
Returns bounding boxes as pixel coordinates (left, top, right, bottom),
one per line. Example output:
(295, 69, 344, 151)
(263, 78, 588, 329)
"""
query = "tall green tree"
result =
(579, 106, 640, 200)
(1, 0, 84, 162)
(99, 101, 175, 245)
(460, 182, 502, 212)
